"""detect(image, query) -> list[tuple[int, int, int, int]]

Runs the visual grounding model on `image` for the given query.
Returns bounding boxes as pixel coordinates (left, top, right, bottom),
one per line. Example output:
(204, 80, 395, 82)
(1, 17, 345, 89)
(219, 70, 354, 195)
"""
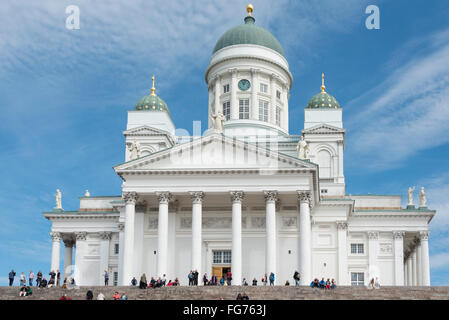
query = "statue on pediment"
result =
(55, 189, 62, 210)
(296, 136, 310, 159)
(407, 186, 415, 206)
(128, 140, 141, 160)
(419, 187, 427, 207)
(210, 112, 225, 133)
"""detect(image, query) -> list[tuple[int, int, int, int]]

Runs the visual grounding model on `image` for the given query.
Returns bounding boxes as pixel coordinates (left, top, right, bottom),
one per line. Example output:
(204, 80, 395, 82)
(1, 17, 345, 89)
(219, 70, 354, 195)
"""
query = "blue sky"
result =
(1, 0, 449, 285)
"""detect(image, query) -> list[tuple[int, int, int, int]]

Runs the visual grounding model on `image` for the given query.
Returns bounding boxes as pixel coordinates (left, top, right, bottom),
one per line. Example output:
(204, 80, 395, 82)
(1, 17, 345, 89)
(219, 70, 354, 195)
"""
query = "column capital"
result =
(50, 231, 62, 241)
(156, 191, 173, 204)
(118, 222, 125, 232)
(297, 191, 312, 207)
(75, 232, 87, 241)
(393, 231, 405, 239)
(336, 221, 348, 230)
(122, 192, 138, 205)
(99, 232, 112, 240)
(368, 231, 379, 240)
(189, 191, 205, 204)
(230, 191, 244, 203)
(419, 231, 430, 241)
(264, 190, 278, 203)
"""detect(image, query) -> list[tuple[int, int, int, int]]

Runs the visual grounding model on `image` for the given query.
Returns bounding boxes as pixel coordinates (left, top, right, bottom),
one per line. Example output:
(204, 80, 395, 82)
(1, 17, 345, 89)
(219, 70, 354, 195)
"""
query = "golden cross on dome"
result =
(247, 4, 254, 16)
(151, 75, 156, 96)
(321, 73, 326, 92)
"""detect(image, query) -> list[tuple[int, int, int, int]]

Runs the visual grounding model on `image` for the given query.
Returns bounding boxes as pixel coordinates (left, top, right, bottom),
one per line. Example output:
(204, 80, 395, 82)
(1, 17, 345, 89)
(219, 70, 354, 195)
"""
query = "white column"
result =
(336, 222, 348, 285)
(122, 192, 138, 285)
(190, 192, 204, 277)
(282, 83, 289, 132)
(420, 231, 431, 286)
(404, 262, 408, 286)
(231, 191, 244, 286)
(415, 237, 422, 286)
(298, 191, 312, 285)
(270, 74, 277, 124)
(156, 192, 172, 278)
(338, 141, 344, 183)
(133, 207, 145, 278)
(230, 69, 238, 120)
(99, 232, 111, 285)
(167, 202, 177, 282)
(50, 232, 61, 273)
(407, 255, 413, 286)
(368, 231, 379, 281)
(411, 249, 417, 286)
(214, 75, 221, 116)
(264, 191, 278, 281)
(74, 232, 87, 285)
(251, 69, 258, 120)
(63, 239, 73, 280)
(393, 231, 405, 285)
(118, 223, 125, 285)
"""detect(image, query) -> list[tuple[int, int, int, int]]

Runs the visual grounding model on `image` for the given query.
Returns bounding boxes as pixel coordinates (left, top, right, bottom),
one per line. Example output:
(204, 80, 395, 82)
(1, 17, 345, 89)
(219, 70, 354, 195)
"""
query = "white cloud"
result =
(420, 173, 449, 233)
(346, 28, 449, 170)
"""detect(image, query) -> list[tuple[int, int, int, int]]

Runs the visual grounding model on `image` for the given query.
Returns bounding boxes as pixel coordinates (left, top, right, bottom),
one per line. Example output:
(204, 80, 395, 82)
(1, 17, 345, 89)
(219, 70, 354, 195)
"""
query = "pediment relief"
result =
(302, 124, 345, 134)
(123, 125, 172, 137)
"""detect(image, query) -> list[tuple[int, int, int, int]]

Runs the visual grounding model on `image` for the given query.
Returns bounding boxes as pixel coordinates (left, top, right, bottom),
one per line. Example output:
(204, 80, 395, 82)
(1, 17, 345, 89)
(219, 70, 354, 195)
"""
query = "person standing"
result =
(49, 270, 56, 286)
(193, 270, 199, 286)
(36, 271, 42, 287)
(202, 273, 208, 286)
(269, 272, 275, 286)
(56, 270, 61, 286)
(293, 271, 300, 286)
(104, 270, 109, 286)
(29, 271, 35, 287)
(19, 272, 26, 286)
(162, 274, 167, 286)
(188, 271, 193, 286)
(252, 277, 258, 286)
(226, 270, 232, 286)
(8, 269, 16, 286)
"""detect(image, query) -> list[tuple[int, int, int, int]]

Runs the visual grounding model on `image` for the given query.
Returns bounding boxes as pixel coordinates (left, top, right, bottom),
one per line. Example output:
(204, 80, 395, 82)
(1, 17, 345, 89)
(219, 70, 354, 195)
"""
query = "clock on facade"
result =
(238, 79, 251, 91)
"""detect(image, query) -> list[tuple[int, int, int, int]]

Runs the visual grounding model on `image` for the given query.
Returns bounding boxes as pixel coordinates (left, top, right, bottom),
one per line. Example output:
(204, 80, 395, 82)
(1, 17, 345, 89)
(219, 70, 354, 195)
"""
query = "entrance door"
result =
(212, 267, 222, 279)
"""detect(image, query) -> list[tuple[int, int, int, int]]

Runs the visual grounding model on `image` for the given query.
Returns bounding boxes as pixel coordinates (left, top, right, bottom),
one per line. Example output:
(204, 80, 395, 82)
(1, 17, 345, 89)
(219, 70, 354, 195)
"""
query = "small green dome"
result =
(134, 93, 170, 114)
(306, 91, 341, 109)
(213, 16, 285, 58)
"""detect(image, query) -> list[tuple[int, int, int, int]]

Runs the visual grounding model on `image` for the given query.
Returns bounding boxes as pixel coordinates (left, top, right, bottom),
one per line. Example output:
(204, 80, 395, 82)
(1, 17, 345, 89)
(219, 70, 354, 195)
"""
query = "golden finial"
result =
(321, 73, 326, 92)
(246, 4, 254, 16)
(151, 75, 156, 96)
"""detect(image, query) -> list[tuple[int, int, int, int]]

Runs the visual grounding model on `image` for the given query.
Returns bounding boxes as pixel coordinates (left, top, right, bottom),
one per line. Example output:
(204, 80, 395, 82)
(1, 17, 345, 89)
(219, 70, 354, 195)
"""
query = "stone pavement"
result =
(1, 285, 449, 300)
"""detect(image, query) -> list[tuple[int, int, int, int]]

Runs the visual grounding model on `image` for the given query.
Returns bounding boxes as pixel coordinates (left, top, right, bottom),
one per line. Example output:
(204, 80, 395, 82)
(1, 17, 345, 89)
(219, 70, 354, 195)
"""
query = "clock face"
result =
(238, 79, 251, 91)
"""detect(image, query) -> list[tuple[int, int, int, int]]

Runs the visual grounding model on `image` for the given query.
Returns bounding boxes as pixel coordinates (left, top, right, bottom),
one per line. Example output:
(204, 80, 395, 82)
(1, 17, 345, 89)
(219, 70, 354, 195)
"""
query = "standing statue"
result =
(128, 140, 141, 160)
(296, 136, 310, 159)
(84, 190, 90, 197)
(210, 112, 225, 133)
(419, 187, 427, 207)
(55, 189, 62, 210)
(407, 186, 415, 206)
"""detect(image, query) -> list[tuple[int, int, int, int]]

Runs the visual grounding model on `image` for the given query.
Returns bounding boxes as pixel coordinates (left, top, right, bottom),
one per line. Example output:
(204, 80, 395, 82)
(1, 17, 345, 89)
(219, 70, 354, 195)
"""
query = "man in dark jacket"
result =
(86, 290, 94, 300)
(193, 270, 199, 286)
(36, 271, 43, 287)
(8, 270, 16, 286)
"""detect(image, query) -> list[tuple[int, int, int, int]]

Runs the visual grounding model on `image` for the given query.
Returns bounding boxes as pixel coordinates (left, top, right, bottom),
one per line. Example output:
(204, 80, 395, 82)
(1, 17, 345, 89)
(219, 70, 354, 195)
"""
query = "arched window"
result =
(317, 149, 332, 178)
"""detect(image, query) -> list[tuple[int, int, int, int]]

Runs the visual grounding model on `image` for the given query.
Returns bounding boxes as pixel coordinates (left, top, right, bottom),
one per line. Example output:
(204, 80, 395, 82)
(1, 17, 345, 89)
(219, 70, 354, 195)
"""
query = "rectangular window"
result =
(114, 243, 119, 255)
(350, 243, 364, 254)
(213, 250, 232, 264)
(275, 106, 281, 126)
(223, 84, 230, 94)
(223, 101, 231, 120)
(351, 272, 365, 286)
(239, 99, 249, 119)
(258, 100, 269, 122)
(276, 90, 281, 99)
(113, 272, 118, 286)
(260, 83, 268, 93)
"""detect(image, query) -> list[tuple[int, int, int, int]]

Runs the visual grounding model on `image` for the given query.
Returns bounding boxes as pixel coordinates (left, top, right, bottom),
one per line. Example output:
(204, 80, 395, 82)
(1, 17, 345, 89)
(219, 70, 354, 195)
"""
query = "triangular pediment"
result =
(123, 125, 172, 137)
(302, 124, 346, 134)
(114, 133, 317, 173)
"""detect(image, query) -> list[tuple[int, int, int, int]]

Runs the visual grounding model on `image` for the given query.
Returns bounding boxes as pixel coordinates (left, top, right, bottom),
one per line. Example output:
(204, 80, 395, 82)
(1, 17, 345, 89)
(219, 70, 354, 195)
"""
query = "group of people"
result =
(310, 277, 337, 290)
(131, 273, 180, 289)
(9, 269, 69, 288)
(368, 277, 381, 289)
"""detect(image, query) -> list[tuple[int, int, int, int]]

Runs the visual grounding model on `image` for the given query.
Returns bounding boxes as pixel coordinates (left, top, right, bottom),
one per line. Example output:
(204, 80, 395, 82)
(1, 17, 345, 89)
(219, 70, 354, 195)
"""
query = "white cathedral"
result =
(44, 5, 434, 287)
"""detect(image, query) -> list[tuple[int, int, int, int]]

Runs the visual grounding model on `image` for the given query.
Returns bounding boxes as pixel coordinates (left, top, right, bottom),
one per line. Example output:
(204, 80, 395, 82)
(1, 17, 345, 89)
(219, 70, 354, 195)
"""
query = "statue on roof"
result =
(210, 112, 226, 133)
(407, 186, 415, 206)
(419, 187, 427, 207)
(128, 140, 141, 160)
(55, 189, 62, 210)
(296, 136, 310, 159)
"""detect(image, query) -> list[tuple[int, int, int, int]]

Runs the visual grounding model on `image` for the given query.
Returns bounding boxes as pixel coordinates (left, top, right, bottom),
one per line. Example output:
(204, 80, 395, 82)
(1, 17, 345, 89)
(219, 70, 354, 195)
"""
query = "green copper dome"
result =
(213, 15, 286, 58)
(134, 76, 170, 115)
(306, 74, 341, 109)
